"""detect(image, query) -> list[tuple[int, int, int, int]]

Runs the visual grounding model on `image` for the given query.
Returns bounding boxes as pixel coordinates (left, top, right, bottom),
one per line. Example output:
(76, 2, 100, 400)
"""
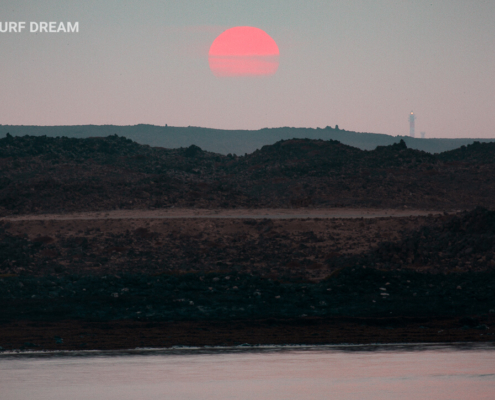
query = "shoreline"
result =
(1, 316, 494, 352)
(2, 341, 494, 357)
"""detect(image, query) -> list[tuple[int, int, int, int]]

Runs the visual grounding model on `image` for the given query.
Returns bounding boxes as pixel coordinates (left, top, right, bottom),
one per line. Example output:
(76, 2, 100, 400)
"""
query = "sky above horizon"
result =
(1, 0, 494, 138)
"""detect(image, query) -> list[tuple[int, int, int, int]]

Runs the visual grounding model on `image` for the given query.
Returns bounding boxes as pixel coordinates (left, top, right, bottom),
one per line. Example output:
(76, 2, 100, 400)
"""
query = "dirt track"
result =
(0, 208, 444, 221)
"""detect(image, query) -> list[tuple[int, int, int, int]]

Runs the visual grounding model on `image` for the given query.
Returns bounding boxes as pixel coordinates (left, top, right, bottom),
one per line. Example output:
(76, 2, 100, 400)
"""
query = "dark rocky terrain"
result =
(337, 207, 495, 274)
(1, 208, 494, 350)
(1, 209, 494, 279)
(2, 266, 494, 323)
(1, 134, 494, 350)
(0, 213, 429, 279)
(1, 260, 494, 351)
(1, 135, 495, 215)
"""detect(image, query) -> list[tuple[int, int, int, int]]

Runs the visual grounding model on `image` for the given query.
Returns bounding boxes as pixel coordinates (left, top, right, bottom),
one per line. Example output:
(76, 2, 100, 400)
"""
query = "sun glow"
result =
(209, 26, 279, 77)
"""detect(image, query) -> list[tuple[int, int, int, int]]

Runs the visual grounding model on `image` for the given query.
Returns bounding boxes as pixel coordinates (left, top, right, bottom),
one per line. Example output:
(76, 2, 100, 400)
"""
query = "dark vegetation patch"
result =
(1, 135, 495, 214)
(369, 207, 495, 272)
(1, 268, 494, 323)
(0, 230, 42, 272)
(333, 207, 495, 273)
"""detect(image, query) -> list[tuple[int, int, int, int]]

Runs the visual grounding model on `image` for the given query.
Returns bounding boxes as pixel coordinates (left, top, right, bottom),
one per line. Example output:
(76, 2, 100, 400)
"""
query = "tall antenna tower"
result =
(409, 111, 416, 137)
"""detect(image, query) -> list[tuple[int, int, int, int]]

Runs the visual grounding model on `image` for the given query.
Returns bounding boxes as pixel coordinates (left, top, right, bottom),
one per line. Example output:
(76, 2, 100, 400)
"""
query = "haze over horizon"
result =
(2, 1, 494, 139)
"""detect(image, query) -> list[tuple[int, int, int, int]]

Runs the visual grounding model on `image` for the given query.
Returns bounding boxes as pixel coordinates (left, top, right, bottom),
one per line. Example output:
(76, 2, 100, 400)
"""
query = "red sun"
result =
(209, 26, 279, 77)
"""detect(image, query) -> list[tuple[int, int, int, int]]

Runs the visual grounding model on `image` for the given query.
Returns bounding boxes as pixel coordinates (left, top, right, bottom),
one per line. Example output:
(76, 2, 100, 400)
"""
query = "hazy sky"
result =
(2, 0, 494, 138)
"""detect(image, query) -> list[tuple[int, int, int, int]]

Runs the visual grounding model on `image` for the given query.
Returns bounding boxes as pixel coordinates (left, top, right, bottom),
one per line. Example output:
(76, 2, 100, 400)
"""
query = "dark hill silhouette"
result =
(229, 139, 437, 182)
(438, 141, 495, 164)
(1, 124, 494, 155)
(1, 135, 495, 214)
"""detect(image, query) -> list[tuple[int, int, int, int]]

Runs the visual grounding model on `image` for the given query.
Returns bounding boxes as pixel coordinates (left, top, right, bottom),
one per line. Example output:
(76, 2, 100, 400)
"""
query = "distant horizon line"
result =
(1, 124, 494, 141)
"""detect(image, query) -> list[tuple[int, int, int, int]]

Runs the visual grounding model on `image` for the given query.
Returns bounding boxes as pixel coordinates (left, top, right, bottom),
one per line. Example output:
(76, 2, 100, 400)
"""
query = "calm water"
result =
(1, 344, 495, 400)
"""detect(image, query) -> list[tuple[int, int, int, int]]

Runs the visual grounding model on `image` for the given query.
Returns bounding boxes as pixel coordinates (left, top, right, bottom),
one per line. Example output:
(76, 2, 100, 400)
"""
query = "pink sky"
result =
(1, 1, 494, 139)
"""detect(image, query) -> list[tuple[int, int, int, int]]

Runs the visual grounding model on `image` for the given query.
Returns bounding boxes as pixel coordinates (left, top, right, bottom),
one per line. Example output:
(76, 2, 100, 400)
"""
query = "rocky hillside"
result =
(1, 135, 495, 215)
(1, 208, 493, 279)
(330, 207, 495, 274)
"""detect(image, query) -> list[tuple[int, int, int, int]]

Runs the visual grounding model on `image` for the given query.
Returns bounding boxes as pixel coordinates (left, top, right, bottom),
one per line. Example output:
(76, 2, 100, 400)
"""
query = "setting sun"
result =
(208, 26, 279, 77)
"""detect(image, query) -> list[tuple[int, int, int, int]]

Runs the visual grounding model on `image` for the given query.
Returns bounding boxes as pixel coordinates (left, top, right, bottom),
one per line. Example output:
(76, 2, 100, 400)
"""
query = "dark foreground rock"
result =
(1, 210, 495, 349)
(1, 268, 494, 323)
(1, 267, 494, 351)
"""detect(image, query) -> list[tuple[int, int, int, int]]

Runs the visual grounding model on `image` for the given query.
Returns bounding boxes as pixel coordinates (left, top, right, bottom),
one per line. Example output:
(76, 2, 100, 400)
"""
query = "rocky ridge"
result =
(1, 135, 495, 214)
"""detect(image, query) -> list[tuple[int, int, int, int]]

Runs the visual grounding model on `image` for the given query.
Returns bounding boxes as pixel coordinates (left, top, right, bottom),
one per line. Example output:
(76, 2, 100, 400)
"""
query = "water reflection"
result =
(1, 344, 494, 400)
